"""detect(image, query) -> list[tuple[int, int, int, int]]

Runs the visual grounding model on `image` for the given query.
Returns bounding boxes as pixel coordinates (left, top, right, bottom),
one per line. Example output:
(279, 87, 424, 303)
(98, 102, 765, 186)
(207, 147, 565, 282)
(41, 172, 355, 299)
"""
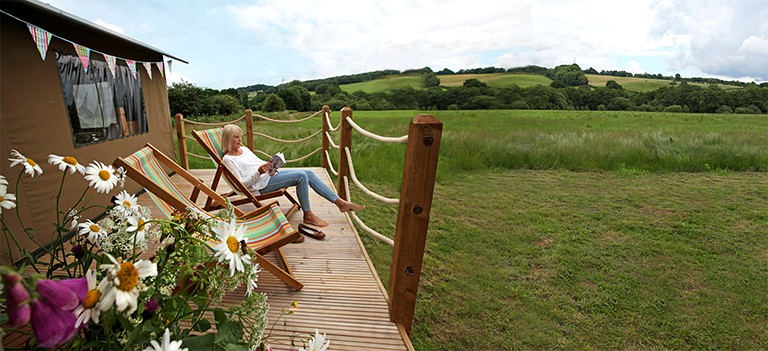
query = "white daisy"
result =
(99, 253, 157, 315)
(245, 263, 260, 297)
(0, 174, 8, 192)
(126, 214, 150, 245)
(9, 149, 43, 177)
(84, 161, 118, 194)
(212, 217, 251, 276)
(47, 154, 86, 175)
(299, 330, 330, 351)
(77, 219, 106, 244)
(114, 190, 139, 215)
(0, 186, 16, 215)
(115, 166, 127, 188)
(68, 208, 80, 230)
(74, 269, 102, 328)
(143, 328, 188, 351)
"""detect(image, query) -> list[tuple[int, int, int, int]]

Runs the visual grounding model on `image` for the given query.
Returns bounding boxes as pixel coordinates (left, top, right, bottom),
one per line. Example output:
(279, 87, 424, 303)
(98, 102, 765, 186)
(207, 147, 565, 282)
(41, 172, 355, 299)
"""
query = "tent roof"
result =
(0, 0, 187, 64)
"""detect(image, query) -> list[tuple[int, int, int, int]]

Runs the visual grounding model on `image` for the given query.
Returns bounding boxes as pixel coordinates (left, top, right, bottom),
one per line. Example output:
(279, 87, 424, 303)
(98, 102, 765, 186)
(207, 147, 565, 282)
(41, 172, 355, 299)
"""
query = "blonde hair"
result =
(221, 124, 243, 154)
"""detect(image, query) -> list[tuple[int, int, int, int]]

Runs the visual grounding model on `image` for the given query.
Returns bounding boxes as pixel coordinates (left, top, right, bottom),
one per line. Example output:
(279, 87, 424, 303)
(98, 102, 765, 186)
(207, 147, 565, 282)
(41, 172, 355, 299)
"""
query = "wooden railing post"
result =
(389, 114, 442, 335)
(321, 105, 331, 170)
(336, 106, 353, 200)
(245, 109, 254, 151)
(174, 113, 188, 169)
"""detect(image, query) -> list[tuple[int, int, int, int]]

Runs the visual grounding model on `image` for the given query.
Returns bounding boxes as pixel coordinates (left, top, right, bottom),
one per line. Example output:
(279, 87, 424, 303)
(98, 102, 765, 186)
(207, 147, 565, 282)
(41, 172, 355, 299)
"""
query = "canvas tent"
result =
(0, 0, 186, 264)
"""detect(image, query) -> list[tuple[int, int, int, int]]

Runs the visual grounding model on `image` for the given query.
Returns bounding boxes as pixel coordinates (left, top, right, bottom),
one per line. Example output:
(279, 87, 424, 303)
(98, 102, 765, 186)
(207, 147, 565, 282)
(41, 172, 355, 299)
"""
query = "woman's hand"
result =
(258, 162, 270, 174)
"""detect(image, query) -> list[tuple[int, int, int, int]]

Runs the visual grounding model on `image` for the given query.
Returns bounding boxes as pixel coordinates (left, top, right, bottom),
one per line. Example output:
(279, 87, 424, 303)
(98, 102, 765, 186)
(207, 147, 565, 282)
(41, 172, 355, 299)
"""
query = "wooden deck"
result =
(138, 167, 413, 350)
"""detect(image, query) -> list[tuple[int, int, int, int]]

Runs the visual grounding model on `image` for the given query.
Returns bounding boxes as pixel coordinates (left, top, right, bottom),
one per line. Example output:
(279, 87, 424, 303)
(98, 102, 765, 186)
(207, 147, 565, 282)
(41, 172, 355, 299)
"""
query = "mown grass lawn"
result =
(356, 170, 768, 350)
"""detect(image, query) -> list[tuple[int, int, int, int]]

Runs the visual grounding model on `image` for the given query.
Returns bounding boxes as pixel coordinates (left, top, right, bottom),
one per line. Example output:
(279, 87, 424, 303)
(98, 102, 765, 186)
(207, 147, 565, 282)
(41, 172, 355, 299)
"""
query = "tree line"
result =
(168, 64, 768, 117)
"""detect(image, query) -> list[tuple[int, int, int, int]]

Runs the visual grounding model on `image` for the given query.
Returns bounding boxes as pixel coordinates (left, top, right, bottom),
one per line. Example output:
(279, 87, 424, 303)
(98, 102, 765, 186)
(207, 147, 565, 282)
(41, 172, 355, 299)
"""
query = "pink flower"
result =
(30, 298, 78, 348)
(2, 271, 31, 327)
(30, 276, 88, 348)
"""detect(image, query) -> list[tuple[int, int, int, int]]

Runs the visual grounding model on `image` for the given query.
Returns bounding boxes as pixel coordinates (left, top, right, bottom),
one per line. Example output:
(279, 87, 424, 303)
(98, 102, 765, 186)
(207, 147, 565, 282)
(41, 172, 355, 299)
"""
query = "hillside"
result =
(338, 72, 744, 93)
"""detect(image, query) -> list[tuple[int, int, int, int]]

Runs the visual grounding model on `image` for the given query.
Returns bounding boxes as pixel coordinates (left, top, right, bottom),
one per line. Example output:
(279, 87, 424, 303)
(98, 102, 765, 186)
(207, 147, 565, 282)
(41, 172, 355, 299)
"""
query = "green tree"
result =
(463, 78, 487, 88)
(261, 94, 286, 112)
(605, 80, 623, 90)
(167, 80, 206, 117)
(423, 73, 441, 87)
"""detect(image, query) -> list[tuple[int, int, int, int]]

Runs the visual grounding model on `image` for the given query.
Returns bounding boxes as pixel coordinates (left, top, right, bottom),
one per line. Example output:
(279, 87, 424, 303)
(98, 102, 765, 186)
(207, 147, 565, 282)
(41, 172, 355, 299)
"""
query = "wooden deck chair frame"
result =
(113, 143, 303, 291)
(191, 128, 301, 219)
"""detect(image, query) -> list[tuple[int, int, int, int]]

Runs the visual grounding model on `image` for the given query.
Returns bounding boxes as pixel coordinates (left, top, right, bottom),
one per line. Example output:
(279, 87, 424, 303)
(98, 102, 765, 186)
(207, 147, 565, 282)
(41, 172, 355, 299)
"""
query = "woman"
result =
(221, 124, 364, 228)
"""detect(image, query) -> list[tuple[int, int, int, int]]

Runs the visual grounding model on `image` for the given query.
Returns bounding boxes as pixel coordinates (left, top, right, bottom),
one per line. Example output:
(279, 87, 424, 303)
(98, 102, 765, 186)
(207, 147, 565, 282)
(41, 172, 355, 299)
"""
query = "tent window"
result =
(55, 52, 148, 147)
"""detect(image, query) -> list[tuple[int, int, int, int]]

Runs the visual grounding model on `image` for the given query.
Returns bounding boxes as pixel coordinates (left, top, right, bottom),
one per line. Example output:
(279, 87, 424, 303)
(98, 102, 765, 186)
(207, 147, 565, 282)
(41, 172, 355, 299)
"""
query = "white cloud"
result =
(90, 19, 125, 35)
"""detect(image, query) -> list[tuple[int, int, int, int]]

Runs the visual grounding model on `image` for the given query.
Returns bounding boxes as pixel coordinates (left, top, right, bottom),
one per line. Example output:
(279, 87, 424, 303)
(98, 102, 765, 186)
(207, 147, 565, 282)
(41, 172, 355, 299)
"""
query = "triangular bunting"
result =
(74, 44, 91, 72)
(126, 60, 137, 79)
(142, 62, 153, 80)
(104, 53, 117, 78)
(155, 61, 164, 78)
(27, 24, 52, 60)
(167, 59, 173, 73)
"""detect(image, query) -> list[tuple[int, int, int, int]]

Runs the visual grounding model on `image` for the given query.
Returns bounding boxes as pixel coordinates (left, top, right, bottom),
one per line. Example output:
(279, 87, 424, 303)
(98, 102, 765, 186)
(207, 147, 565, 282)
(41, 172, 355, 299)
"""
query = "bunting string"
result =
(2, 9, 170, 80)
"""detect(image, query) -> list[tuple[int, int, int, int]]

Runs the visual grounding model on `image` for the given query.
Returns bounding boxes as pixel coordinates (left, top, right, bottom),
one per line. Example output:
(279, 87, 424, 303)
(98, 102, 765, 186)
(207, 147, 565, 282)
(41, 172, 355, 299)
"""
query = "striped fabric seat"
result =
(115, 144, 303, 290)
(122, 147, 293, 250)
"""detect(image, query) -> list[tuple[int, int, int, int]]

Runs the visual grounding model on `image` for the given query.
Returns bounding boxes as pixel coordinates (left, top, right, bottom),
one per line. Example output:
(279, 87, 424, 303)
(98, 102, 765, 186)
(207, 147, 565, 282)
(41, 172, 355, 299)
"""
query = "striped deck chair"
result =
(113, 143, 303, 291)
(192, 128, 300, 219)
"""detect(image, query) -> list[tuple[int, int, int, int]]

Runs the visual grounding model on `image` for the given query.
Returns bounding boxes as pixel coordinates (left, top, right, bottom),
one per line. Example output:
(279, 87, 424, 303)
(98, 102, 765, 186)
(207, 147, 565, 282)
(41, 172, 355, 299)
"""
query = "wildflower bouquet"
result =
(0, 150, 268, 350)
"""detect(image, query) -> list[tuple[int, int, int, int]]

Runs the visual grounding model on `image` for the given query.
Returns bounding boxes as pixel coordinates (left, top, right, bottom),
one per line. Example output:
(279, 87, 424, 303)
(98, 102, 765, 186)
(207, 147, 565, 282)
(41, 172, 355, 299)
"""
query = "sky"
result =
(37, 0, 768, 89)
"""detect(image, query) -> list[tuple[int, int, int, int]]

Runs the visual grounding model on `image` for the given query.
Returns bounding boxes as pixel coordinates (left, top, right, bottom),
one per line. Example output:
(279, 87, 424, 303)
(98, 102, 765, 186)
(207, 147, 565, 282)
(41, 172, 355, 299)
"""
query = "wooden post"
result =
(174, 113, 188, 169)
(321, 105, 331, 170)
(389, 114, 442, 335)
(245, 109, 254, 151)
(336, 106, 353, 200)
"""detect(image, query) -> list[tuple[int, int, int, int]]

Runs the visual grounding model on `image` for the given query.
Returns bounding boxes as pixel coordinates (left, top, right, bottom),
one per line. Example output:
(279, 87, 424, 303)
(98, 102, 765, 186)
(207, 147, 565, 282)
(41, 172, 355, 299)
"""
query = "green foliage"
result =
(423, 73, 441, 87)
(261, 94, 286, 112)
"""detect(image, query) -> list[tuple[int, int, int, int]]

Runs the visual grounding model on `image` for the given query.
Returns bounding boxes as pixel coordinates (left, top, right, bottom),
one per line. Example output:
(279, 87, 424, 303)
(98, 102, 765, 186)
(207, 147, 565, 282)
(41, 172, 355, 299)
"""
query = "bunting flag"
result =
(126, 60, 137, 79)
(156, 61, 164, 78)
(104, 53, 117, 78)
(74, 44, 91, 72)
(27, 24, 52, 60)
(167, 59, 173, 74)
(143, 62, 153, 80)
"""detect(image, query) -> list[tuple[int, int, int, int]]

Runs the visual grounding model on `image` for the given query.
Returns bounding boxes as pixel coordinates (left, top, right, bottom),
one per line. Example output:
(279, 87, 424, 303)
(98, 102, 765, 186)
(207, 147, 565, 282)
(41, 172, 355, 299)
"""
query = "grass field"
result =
(337, 73, 743, 94)
(181, 109, 768, 350)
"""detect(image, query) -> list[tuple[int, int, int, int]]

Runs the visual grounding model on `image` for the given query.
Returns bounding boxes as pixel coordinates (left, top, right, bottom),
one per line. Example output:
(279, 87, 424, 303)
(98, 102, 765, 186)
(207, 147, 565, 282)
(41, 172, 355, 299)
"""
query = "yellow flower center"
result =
(226, 236, 240, 253)
(122, 200, 132, 207)
(83, 289, 101, 308)
(0, 195, 4, 202)
(137, 218, 146, 231)
(98, 170, 111, 181)
(116, 262, 139, 292)
(63, 156, 78, 166)
(89, 224, 101, 232)
(26, 158, 37, 167)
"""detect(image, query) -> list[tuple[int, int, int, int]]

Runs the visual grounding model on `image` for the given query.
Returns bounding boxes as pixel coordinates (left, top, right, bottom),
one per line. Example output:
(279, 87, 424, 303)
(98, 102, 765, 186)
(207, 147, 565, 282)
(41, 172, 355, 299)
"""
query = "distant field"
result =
(586, 74, 743, 92)
(438, 73, 552, 88)
(338, 73, 743, 94)
(340, 75, 424, 93)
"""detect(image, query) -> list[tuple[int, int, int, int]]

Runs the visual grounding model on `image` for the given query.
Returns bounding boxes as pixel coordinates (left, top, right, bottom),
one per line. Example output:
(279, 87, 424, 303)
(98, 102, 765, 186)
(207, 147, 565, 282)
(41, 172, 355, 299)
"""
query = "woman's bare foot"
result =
(335, 199, 366, 212)
(303, 211, 329, 227)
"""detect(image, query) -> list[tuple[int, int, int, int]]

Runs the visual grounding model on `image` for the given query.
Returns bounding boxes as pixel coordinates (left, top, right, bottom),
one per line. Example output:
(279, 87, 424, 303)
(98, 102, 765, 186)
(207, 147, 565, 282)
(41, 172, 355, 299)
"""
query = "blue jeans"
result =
(258, 169, 339, 212)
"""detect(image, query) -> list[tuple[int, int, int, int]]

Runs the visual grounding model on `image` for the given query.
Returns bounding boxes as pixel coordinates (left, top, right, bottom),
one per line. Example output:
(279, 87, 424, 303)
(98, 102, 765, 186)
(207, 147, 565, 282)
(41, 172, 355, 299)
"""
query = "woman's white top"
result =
(222, 147, 271, 194)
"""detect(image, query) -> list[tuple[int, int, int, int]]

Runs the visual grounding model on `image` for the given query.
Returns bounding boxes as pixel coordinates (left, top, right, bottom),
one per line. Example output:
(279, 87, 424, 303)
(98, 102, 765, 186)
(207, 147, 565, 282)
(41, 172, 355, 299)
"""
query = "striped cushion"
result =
(122, 146, 292, 249)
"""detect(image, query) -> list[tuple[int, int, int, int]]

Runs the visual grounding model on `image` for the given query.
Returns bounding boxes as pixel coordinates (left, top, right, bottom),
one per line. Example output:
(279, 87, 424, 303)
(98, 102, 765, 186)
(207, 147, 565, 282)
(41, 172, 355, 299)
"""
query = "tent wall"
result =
(1, 7, 176, 265)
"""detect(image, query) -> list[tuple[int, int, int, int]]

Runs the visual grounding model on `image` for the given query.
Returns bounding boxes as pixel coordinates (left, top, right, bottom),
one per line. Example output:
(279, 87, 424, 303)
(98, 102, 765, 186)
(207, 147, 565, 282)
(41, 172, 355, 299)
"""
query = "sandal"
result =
(292, 234, 305, 243)
(298, 223, 326, 240)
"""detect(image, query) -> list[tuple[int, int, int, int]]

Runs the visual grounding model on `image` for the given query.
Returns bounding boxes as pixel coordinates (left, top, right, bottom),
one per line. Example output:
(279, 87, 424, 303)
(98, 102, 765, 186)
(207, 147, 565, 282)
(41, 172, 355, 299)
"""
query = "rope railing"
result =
(345, 117, 408, 143)
(182, 115, 246, 126)
(324, 110, 340, 131)
(324, 131, 339, 149)
(343, 175, 394, 247)
(323, 149, 339, 176)
(344, 147, 399, 205)
(253, 109, 321, 123)
(254, 129, 322, 143)
(254, 147, 323, 164)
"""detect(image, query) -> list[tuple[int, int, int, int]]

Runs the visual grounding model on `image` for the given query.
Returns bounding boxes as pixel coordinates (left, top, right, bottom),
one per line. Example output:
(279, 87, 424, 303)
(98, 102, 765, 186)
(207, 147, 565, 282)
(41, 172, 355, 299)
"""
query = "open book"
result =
(267, 152, 285, 176)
